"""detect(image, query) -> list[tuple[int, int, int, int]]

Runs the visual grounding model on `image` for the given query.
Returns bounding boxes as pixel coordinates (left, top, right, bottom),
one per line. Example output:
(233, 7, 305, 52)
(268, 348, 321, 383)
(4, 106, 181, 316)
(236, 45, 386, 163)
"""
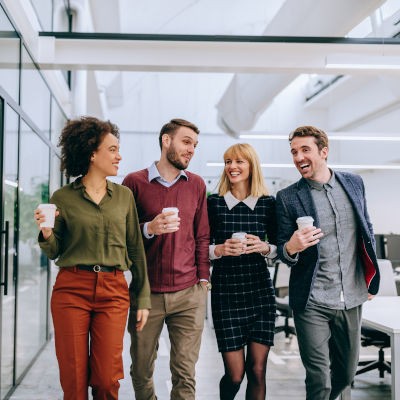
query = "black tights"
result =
(219, 342, 270, 400)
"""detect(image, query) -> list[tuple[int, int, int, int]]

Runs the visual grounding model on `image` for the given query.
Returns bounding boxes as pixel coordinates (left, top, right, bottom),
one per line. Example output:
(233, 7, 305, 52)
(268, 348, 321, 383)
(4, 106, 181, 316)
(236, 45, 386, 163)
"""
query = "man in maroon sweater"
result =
(122, 118, 210, 400)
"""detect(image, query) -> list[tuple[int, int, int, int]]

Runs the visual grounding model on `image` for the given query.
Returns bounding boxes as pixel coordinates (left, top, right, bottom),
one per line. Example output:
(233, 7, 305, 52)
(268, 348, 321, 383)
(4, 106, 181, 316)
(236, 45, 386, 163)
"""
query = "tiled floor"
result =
(10, 312, 390, 400)
(8, 315, 392, 399)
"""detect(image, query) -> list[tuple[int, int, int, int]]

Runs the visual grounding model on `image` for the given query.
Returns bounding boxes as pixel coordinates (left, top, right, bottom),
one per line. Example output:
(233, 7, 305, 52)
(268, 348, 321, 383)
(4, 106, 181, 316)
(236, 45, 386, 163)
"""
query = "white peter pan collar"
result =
(223, 191, 259, 210)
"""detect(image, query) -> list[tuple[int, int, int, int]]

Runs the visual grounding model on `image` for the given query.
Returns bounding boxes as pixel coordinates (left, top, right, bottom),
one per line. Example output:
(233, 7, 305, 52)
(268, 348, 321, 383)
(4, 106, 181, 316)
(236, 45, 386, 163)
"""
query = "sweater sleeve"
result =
(193, 181, 211, 280)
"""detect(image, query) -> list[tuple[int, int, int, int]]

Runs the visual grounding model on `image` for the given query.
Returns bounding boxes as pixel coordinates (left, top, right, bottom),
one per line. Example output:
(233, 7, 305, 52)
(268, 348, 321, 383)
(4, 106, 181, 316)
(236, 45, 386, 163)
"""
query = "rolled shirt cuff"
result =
(143, 222, 155, 239)
(283, 243, 299, 262)
(263, 243, 277, 259)
(209, 244, 222, 260)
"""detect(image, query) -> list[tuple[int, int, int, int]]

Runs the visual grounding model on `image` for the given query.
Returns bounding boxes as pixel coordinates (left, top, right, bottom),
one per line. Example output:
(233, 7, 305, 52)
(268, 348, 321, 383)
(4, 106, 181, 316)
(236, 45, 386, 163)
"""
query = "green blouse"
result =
(38, 178, 151, 309)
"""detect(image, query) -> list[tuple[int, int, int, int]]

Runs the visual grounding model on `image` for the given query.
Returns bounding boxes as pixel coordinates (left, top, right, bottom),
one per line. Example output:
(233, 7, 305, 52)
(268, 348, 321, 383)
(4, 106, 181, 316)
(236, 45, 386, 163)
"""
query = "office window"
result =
(20, 46, 51, 134)
(50, 96, 66, 145)
(16, 120, 50, 378)
(0, 6, 20, 102)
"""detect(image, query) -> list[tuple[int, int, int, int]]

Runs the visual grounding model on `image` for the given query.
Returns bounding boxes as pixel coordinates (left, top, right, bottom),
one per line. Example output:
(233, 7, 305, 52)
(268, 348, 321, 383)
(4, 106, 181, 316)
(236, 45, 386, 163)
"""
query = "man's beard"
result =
(166, 147, 188, 170)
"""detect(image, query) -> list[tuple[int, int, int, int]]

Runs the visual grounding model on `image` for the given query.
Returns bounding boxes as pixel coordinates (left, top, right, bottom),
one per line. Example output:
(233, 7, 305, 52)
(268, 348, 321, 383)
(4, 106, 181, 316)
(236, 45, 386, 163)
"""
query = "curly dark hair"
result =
(59, 116, 120, 178)
(158, 118, 199, 149)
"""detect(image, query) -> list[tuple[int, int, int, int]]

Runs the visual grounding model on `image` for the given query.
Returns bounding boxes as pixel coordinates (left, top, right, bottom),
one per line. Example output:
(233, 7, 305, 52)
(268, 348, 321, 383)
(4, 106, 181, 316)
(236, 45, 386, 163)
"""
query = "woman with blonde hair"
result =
(208, 143, 277, 400)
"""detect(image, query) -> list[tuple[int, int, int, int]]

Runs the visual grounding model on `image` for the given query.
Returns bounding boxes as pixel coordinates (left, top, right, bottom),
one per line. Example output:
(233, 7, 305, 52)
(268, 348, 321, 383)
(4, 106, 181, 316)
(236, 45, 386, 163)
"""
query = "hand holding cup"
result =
(34, 204, 58, 240)
(286, 216, 323, 255)
(213, 232, 247, 258)
(244, 233, 270, 255)
(296, 216, 314, 231)
(231, 232, 247, 255)
(161, 207, 180, 232)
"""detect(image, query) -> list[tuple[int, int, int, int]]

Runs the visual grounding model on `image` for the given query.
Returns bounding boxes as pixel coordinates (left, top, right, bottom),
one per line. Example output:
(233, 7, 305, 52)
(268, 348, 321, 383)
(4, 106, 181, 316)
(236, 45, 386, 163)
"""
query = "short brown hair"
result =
(289, 126, 329, 151)
(158, 118, 199, 149)
(59, 116, 119, 178)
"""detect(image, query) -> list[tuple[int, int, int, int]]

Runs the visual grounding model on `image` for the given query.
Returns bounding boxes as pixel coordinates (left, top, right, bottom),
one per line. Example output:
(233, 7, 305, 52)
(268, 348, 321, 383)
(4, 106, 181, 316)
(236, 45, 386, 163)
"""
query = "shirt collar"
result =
(72, 177, 113, 194)
(306, 169, 336, 191)
(224, 191, 259, 210)
(72, 177, 83, 190)
(147, 161, 188, 182)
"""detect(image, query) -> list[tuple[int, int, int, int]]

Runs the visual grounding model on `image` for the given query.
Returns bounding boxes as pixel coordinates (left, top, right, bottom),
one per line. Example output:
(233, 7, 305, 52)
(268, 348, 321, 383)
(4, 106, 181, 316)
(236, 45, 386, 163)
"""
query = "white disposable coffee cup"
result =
(162, 207, 179, 217)
(232, 232, 247, 254)
(162, 207, 179, 230)
(232, 232, 247, 241)
(38, 204, 57, 228)
(296, 216, 314, 230)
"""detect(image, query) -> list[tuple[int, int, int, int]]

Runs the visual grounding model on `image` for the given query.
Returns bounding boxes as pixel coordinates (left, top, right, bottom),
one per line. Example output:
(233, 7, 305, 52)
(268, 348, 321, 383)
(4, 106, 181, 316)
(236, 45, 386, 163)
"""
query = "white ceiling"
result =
(81, 0, 400, 189)
(5, 0, 400, 191)
(70, 0, 399, 135)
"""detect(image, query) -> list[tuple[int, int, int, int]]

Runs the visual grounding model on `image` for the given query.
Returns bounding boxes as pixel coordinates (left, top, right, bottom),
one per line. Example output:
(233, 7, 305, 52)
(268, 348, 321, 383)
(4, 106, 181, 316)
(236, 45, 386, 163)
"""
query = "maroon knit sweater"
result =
(122, 169, 210, 293)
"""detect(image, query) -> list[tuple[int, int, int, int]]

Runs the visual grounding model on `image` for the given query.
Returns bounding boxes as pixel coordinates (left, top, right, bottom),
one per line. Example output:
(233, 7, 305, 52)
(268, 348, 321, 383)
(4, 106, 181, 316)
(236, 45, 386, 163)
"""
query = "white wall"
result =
(361, 171, 400, 234)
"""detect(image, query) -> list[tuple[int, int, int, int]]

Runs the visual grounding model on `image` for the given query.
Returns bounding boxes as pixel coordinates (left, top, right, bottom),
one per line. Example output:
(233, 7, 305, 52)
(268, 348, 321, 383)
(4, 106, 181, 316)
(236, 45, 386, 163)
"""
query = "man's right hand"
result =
(147, 211, 180, 235)
(285, 226, 323, 256)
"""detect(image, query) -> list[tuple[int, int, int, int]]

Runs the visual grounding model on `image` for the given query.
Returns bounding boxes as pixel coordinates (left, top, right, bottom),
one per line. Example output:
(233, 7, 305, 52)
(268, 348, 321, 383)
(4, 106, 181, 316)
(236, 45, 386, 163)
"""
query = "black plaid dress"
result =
(207, 194, 277, 352)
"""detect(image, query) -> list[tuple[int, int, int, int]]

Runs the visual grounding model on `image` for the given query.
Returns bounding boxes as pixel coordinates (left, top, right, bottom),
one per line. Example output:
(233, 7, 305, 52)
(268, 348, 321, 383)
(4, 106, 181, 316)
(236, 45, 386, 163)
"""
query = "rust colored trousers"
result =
(51, 267, 130, 400)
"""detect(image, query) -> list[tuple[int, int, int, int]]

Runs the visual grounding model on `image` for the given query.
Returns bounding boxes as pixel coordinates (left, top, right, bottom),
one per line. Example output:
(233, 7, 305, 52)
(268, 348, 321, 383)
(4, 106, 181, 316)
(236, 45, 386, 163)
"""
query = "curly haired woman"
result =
(34, 116, 151, 400)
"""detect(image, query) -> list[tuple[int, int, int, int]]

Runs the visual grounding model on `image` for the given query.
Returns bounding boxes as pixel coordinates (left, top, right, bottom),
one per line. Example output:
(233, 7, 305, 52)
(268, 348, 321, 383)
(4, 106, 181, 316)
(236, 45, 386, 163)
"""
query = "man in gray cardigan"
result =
(276, 126, 380, 400)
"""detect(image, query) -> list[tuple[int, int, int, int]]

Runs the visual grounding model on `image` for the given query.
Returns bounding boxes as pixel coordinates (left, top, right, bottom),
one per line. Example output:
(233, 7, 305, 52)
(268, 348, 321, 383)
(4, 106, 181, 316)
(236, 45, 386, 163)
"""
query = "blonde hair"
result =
(217, 143, 269, 197)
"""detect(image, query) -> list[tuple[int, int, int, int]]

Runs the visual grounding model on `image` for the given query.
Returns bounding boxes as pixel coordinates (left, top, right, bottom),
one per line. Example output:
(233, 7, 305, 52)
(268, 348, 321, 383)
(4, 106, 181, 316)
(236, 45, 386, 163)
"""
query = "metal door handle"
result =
(1, 221, 9, 295)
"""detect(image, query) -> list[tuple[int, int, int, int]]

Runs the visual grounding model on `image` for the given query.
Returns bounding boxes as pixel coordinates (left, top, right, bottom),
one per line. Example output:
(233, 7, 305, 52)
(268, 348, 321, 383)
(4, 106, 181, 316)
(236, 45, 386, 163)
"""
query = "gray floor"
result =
(8, 316, 392, 400)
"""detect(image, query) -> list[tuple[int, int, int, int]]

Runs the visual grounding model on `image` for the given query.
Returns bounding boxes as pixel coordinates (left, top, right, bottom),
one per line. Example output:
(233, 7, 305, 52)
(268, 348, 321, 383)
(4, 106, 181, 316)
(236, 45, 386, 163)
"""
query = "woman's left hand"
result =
(136, 309, 150, 331)
(244, 234, 270, 255)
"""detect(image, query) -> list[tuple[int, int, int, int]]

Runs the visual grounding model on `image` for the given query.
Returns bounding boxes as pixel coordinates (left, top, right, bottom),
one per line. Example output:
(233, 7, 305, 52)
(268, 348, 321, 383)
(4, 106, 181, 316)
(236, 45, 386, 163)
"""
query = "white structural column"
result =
(68, 0, 92, 116)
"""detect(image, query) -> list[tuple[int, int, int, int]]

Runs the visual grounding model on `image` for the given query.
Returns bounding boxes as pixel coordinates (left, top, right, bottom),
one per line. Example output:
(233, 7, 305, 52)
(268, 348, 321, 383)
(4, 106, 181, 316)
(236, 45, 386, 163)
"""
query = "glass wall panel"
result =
(20, 46, 51, 135)
(49, 97, 65, 197)
(0, 103, 18, 399)
(16, 121, 49, 378)
(48, 149, 60, 326)
(49, 153, 61, 196)
(0, 6, 20, 103)
(50, 97, 67, 146)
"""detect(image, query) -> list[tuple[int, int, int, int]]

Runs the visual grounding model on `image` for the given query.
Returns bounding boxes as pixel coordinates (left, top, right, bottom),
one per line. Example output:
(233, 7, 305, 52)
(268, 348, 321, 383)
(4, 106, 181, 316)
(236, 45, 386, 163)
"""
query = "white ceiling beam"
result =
(36, 35, 400, 75)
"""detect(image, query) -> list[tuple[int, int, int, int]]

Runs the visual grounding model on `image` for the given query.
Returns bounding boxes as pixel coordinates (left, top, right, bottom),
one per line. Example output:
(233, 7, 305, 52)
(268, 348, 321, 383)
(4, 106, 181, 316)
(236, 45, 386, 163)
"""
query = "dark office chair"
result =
(356, 327, 391, 378)
(355, 259, 396, 379)
(273, 262, 296, 339)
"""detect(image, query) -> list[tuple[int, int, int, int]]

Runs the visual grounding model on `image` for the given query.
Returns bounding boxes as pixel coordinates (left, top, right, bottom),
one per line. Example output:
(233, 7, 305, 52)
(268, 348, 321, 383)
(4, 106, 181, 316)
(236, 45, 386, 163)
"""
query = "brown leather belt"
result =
(77, 264, 115, 273)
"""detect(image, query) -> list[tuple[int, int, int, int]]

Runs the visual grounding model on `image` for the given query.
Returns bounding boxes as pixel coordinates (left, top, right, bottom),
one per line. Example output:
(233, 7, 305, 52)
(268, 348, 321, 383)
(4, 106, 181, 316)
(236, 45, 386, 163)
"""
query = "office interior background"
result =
(0, 0, 400, 399)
